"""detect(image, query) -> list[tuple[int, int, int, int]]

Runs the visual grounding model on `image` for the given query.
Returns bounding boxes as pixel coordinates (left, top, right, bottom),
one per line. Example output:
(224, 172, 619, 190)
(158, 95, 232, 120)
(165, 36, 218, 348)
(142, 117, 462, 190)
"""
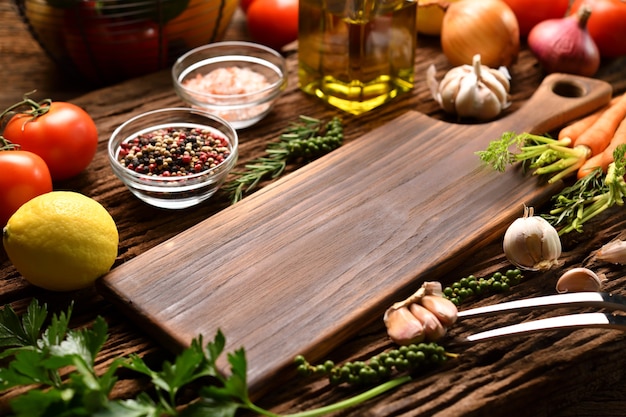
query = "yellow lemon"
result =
(2, 191, 119, 291)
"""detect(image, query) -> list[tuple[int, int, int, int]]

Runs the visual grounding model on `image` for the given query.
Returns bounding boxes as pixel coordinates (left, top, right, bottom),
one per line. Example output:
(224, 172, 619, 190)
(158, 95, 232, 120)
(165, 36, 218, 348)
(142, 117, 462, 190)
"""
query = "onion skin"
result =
(417, 0, 461, 36)
(502, 0, 570, 37)
(441, 0, 520, 68)
(527, 6, 600, 77)
(569, 0, 626, 58)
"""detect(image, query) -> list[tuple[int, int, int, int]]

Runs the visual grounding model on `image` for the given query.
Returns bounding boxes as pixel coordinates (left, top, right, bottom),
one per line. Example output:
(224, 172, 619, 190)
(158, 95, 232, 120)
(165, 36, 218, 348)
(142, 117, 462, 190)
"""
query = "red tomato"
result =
(240, 0, 256, 12)
(502, 0, 569, 36)
(570, 0, 626, 58)
(0, 150, 53, 227)
(3, 102, 99, 181)
(246, 0, 298, 50)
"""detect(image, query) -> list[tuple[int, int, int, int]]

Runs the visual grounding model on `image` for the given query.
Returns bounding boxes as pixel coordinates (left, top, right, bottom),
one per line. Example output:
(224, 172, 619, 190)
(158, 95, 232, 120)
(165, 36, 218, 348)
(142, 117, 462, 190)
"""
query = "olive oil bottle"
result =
(298, 0, 417, 115)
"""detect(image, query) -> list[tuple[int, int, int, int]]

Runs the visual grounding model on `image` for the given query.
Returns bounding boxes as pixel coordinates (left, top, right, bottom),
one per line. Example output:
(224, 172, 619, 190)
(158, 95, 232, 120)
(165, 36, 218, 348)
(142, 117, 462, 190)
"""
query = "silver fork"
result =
(452, 292, 626, 344)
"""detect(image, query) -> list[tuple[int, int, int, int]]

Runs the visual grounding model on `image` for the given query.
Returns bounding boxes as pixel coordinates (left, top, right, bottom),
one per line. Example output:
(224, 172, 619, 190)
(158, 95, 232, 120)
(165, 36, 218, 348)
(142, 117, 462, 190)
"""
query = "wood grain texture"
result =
(3, 1, 626, 414)
(98, 74, 612, 395)
(251, 218, 626, 417)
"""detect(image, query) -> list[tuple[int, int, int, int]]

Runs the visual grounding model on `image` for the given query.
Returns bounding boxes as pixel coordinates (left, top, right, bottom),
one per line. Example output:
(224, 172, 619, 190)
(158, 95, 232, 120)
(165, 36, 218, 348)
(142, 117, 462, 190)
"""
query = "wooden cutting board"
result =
(98, 73, 612, 395)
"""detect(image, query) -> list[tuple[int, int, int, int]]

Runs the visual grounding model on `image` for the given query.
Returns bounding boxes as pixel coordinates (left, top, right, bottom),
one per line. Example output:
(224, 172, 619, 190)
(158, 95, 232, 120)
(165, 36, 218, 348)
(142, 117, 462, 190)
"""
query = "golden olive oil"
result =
(298, 0, 417, 115)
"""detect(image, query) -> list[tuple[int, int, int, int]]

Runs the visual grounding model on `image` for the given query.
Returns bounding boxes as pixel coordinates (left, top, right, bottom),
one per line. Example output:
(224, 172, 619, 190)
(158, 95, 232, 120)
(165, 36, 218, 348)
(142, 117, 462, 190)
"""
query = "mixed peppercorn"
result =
(116, 126, 231, 176)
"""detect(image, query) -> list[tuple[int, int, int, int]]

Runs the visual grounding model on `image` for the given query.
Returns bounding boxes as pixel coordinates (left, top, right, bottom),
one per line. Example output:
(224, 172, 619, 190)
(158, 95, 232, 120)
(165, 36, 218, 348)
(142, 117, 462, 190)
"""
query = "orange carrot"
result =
(577, 115, 626, 179)
(558, 96, 621, 142)
(573, 93, 626, 157)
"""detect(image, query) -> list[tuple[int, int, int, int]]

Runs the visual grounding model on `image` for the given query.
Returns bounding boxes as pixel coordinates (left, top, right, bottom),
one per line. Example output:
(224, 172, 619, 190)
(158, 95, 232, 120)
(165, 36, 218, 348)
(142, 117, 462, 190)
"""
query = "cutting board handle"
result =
(507, 73, 613, 135)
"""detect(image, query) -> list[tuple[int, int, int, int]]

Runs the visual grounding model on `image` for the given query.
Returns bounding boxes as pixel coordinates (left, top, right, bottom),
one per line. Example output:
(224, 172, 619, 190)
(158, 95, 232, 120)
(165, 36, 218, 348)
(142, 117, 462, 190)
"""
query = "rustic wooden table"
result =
(2, 0, 626, 415)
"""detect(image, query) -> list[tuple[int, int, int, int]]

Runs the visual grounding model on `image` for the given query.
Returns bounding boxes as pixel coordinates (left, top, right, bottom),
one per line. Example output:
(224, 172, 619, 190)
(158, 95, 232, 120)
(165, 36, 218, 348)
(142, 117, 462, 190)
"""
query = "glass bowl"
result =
(172, 41, 287, 129)
(15, 0, 239, 86)
(108, 107, 238, 209)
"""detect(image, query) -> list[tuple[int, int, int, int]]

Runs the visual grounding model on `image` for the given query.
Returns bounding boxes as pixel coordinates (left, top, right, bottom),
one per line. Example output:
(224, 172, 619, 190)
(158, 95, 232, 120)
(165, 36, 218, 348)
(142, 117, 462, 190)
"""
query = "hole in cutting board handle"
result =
(551, 80, 587, 98)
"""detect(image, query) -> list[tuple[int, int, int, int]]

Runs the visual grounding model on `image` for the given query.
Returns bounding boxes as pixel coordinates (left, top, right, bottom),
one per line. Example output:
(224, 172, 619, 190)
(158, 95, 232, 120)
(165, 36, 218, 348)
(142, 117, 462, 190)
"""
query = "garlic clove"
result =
(503, 206, 562, 271)
(596, 240, 626, 265)
(383, 281, 455, 345)
(420, 294, 458, 327)
(556, 267, 605, 293)
(426, 64, 441, 103)
(479, 68, 511, 109)
(384, 306, 425, 345)
(455, 77, 502, 121)
(409, 303, 447, 341)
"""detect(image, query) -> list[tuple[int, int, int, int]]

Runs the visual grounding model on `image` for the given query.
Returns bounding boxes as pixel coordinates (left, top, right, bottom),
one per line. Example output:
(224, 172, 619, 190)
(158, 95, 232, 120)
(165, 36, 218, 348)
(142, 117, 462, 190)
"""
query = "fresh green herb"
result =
(476, 132, 588, 183)
(295, 342, 453, 386)
(541, 167, 606, 233)
(222, 116, 343, 204)
(442, 268, 524, 306)
(475, 131, 526, 172)
(0, 299, 410, 417)
(543, 144, 626, 234)
(478, 132, 626, 234)
(0, 301, 122, 416)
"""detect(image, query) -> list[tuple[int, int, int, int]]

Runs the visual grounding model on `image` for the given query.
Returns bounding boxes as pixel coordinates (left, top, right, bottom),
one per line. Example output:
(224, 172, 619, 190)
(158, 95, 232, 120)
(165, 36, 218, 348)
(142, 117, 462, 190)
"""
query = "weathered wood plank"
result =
(3, 0, 626, 414)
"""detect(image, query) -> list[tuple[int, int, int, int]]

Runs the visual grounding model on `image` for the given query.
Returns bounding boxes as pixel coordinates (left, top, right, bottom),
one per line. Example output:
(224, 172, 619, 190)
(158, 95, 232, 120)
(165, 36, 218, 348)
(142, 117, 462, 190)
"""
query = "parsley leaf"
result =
(0, 299, 48, 349)
(1, 300, 409, 417)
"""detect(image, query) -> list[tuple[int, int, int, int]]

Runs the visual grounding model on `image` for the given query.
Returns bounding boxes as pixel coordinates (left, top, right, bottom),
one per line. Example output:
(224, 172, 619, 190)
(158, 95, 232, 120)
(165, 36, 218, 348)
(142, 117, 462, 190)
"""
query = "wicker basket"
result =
(15, 0, 238, 85)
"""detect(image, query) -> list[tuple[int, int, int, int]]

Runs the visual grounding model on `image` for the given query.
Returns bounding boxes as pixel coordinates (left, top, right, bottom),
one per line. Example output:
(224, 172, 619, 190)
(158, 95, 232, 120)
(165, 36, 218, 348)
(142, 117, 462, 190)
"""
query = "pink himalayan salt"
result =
(183, 66, 270, 95)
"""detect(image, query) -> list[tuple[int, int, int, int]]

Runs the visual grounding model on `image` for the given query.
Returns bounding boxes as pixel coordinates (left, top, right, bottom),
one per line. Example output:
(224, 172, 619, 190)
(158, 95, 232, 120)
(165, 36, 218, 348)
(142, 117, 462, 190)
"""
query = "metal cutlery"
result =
(452, 292, 626, 344)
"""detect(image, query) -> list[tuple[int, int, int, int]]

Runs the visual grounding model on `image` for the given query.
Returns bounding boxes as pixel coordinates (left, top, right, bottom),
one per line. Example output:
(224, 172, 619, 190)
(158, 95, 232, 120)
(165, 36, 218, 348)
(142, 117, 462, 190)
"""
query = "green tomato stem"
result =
(0, 91, 51, 124)
(0, 136, 18, 151)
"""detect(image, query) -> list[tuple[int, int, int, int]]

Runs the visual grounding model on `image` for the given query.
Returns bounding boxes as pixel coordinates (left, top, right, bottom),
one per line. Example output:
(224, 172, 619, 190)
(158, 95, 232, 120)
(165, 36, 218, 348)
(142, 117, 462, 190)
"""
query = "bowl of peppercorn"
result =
(172, 41, 287, 130)
(108, 107, 238, 209)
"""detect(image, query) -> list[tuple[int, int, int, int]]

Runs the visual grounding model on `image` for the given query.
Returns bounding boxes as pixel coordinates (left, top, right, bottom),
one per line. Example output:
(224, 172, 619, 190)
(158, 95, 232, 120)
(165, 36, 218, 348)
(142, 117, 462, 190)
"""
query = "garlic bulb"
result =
(556, 267, 604, 293)
(503, 206, 562, 271)
(384, 281, 458, 345)
(427, 54, 511, 121)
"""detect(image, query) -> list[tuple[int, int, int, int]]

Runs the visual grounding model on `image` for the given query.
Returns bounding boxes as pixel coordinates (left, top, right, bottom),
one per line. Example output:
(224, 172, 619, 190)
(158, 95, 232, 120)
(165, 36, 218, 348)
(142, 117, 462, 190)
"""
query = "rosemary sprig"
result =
(222, 115, 344, 204)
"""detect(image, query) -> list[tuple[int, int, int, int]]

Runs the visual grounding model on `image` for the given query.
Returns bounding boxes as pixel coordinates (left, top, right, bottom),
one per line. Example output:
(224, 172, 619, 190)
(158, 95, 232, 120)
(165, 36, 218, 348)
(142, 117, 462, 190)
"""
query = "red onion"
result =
(527, 5, 600, 77)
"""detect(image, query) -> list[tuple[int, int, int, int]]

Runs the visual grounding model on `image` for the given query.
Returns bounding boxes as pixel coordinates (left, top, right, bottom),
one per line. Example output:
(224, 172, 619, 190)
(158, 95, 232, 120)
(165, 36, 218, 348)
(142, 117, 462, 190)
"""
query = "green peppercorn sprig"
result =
(294, 269, 523, 389)
(442, 268, 523, 306)
(295, 342, 454, 386)
(221, 115, 344, 204)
